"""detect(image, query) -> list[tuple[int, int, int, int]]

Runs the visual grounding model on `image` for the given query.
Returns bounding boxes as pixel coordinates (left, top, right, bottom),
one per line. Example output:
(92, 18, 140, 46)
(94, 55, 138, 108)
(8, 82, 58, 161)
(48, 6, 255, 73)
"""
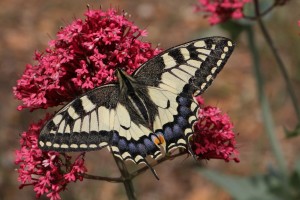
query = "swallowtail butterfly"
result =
(39, 37, 234, 167)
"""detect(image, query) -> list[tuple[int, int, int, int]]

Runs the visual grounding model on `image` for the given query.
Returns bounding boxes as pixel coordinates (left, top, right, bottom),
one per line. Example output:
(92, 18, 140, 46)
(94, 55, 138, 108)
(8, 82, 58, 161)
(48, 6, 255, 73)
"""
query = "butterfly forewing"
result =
(38, 37, 235, 165)
(133, 37, 234, 96)
(39, 84, 119, 151)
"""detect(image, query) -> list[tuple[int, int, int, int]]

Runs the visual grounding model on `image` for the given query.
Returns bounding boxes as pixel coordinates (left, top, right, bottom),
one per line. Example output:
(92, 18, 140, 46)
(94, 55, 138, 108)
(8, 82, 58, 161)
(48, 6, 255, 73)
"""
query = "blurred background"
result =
(1, 0, 300, 199)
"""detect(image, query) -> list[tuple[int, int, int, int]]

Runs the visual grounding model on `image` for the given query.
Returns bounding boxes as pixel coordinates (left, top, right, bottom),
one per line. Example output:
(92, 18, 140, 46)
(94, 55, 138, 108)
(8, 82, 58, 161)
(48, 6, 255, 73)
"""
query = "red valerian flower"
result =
(15, 116, 87, 200)
(13, 8, 161, 111)
(195, 0, 251, 25)
(191, 96, 240, 162)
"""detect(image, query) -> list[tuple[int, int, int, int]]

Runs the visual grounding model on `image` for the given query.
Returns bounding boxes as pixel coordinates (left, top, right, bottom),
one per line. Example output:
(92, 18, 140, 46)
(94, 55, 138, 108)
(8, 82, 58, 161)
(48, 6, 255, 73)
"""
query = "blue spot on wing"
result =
(178, 96, 191, 107)
(173, 124, 183, 137)
(137, 144, 147, 157)
(179, 106, 191, 118)
(163, 126, 173, 141)
(118, 139, 128, 152)
(128, 143, 138, 156)
(177, 116, 188, 128)
(143, 137, 159, 154)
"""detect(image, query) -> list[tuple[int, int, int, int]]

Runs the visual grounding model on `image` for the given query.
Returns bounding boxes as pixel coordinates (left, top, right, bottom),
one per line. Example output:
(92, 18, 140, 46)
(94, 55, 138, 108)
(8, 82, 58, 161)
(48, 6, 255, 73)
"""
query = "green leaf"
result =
(219, 21, 247, 41)
(198, 169, 283, 200)
(285, 123, 300, 138)
(294, 159, 300, 175)
(289, 159, 300, 199)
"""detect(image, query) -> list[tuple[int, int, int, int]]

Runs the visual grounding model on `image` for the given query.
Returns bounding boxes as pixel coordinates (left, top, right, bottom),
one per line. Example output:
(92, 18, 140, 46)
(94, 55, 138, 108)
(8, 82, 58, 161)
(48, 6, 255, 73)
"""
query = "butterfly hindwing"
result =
(133, 37, 234, 152)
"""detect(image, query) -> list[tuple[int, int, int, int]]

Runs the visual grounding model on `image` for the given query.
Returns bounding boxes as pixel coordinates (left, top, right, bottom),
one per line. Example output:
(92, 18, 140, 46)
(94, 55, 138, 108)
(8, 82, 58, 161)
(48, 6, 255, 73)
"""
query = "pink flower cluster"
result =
(15, 116, 87, 200)
(195, 0, 251, 25)
(13, 8, 160, 111)
(192, 96, 239, 162)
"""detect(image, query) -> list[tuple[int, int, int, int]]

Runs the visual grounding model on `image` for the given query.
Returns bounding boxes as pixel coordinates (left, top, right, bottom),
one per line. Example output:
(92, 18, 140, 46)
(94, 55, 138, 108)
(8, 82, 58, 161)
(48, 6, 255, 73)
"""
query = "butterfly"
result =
(38, 37, 234, 169)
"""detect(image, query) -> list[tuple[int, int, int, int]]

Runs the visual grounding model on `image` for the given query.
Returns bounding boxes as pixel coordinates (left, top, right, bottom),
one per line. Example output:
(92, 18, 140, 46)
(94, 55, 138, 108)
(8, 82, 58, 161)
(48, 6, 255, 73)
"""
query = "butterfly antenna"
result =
(144, 160, 159, 180)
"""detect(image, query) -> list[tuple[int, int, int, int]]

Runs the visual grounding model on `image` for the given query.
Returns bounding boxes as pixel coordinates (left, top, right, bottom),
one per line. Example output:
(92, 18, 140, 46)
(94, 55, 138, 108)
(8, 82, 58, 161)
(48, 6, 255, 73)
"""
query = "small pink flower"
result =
(47, 185, 61, 200)
(191, 96, 239, 162)
(195, 0, 251, 25)
(15, 116, 87, 200)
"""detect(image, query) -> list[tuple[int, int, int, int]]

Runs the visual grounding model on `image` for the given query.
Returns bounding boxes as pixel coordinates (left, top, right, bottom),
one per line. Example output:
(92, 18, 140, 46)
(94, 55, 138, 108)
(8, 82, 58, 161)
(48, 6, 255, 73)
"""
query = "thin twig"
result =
(246, 25, 287, 175)
(83, 173, 124, 183)
(244, 1, 277, 20)
(113, 155, 136, 200)
(253, 0, 300, 121)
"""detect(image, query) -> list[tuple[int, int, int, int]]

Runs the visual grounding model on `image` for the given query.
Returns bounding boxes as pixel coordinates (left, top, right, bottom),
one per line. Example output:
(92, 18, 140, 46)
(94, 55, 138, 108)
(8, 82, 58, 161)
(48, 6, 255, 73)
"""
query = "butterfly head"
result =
(115, 68, 137, 93)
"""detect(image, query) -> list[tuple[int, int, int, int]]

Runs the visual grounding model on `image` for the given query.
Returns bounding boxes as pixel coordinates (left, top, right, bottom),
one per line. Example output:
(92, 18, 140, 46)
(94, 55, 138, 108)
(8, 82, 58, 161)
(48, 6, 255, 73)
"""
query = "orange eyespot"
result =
(151, 133, 166, 146)
(153, 137, 161, 145)
(157, 134, 166, 145)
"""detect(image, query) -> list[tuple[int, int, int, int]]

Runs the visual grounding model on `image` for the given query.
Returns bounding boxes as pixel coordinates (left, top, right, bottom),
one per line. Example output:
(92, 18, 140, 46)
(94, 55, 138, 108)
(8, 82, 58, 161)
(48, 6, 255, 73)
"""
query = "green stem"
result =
(253, 0, 300, 121)
(113, 156, 136, 200)
(246, 26, 288, 175)
(243, 1, 277, 20)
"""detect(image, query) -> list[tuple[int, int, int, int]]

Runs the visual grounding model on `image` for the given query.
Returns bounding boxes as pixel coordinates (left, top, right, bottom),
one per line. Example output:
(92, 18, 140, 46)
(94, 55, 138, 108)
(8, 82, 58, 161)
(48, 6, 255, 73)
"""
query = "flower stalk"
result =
(246, 25, 287, 175)
(83, 173, 124, 183)
(253, 0, 300, 122)
(113, 156, 137, 200)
